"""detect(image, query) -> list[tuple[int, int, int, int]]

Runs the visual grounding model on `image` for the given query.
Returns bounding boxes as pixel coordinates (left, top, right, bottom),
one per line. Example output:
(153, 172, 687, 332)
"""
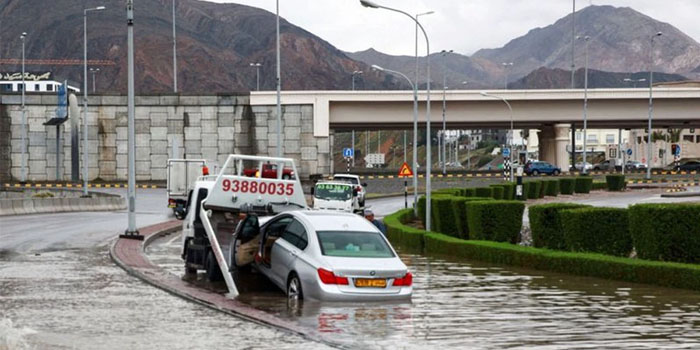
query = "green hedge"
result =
(538, 180, 547, 198)
(575, 176, 593, 193)
(559, 178, 575, 194)
(561, 207, 632, 257)
(605, 174, 626, 191)
(519, 182, 530, 200)
(529, 203, 591, 250)
(466, 200, 525, 243)
(544, 179, 560, 196)
(452, 197, 493, 239)
(385, 208, 700, 291)
(463, 188, 476, 197)
(502, 182, 516, 200)
(491, 186, 504, 200)
(417, 195, 426, 224)
(433, 197, 459, 236)
(629, 203, 700, 264)
(592, 181, 607, 190)
(475, 187, 493, 198)
(527, 181, 542, 199)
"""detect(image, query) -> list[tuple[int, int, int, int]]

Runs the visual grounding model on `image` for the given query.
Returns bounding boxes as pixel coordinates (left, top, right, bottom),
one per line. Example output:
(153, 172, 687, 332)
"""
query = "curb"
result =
(4, 182, 161, 189)
(109, 221, 342, 349)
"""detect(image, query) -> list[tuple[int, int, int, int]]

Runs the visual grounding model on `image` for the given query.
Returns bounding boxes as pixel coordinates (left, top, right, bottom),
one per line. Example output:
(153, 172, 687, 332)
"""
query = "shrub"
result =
(466, 200, 525, 243)
(463, 188, 476, 197)
(575, 176, 593, 193)
(544, 180, 560, 196)
(529, 203, 591, 250)
(417, 195, 426, 225)
(592, 181, 607, 190)
(501, 182, 516, 200)
(560, 207, 632, 257)
(538, 180, 547, 198)
(629, 203, 700, 264)
(605, 174, 626, 191)
(434, 188, 461, 196)
(559, 178, 575, 194)
(527, 181, 542, 199)
(475, 187, 493, 198)
(433, 197, 459, 236)
(491, 186, 504, 200)
(384, 209, 425, 251)
(452, 197, 493, 239)
(519, 182, 531, 200)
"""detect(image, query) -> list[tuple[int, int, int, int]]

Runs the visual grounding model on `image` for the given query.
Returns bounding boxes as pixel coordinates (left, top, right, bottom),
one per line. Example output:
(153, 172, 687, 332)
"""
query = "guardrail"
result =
(3, 183, 160, 189)
(0, 189, 126, 216)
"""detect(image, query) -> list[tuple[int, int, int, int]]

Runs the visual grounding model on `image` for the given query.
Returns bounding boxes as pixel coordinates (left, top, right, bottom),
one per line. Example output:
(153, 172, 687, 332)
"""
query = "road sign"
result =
(398, 162, 414, 177)
(56, 82, 67, 118)
(673, 144, 681, 156)
(343, 148, 354, 158)
(626, 148, 633, 156)
(502, 147, 511, 157)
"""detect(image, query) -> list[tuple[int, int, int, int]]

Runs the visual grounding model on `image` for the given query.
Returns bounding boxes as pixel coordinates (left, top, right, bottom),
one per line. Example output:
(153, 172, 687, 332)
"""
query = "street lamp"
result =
(480, 92, 514, 182)
(578, 35, 590, 174)
(647, 31, 662, 179)
(172, 0, 178, 93)
(502, 62, 513, 90)
(123, 0, 141, 238)
(275, 0, 282, 157)
(623, 78, 646, 88)
(83, 5, 106, 196)
(441, 49, 452, 175)
(351, 70, 363, 91)
(249, 62, 262, 91)
(90, 68, 100, 93)
(361, 0, 432, 228)
(20, 32, 27, 183)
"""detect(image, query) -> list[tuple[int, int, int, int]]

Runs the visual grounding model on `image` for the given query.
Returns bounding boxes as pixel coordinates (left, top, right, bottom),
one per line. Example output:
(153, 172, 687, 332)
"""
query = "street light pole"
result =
(578, 35, 590, 175)
(123, 0, 140, 238)
(172, 0, 177, 93)
(502, 62, 513, 90)
(414, 10, 433, 215)
(249, 63, 261, 91)
(571, 0, 576, 89)
(90, 68, 100, 93)
(83, 5, 105, 196)
(20, 32, 27, 183)
(275, 0, 282, 158)
(362, 1, 431, 228)
(481, 92, 514, 182)
(441, 49, 452, 175)
(647, 32, 662, 180)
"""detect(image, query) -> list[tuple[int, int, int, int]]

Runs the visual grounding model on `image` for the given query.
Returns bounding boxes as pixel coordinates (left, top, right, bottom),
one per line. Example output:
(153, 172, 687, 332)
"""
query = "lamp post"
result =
(90, 68, 100, 93)
(441, 49, 452, 175)
(123, 0, 140, 238)
(647, 32, 662, 179)
(578, 35, 590, 174)
(481, 92, 514, 182)
(502, 62, 513, 90)
(351, 70, 363, 167)
(275, 0, 282, 157)
(351, 70, 362, 91)
(172, 0, 177, 93)
(362, 1, 431, 226)
(249, 62, 262, 91)
(83, 5, 105, 196)
(571, 0, 576, 89)
(20, 32, 27, 183)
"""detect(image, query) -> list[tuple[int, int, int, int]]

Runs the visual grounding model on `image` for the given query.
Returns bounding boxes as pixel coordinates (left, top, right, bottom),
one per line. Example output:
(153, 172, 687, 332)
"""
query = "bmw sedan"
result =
(230, 210, 412, 302)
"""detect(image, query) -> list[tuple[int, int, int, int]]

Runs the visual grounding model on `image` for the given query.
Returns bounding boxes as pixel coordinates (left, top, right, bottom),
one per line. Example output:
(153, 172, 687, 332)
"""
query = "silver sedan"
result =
(230, 211, 412, 301)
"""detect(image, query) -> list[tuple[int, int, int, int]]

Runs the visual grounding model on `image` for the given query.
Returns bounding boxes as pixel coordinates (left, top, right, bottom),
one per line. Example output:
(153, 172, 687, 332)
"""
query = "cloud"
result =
(209, 0, 700, 56)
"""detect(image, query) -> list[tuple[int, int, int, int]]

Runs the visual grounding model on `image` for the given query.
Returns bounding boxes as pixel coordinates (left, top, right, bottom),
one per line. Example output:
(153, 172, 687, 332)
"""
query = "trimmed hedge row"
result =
(605, 174, 626, 191)
(384, 209, 700, 291)
(466, 200, 525, 243)
(559, 178, 575, 194)
(629, 203, 700, 264)
(575, 176, 593, 193)
(560, 207, 632, 257)
(451, 197, 493, 239)
(527, 181, 541, 199)
(529, 203, 591, 250)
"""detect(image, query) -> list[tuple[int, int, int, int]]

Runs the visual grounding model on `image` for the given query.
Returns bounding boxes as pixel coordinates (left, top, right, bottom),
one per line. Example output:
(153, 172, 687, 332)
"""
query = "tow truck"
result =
(311, 181, 365, 214)
(242, 163, 295, 179)
(181, 155, 307, 297)
(167, 159, 208, 219)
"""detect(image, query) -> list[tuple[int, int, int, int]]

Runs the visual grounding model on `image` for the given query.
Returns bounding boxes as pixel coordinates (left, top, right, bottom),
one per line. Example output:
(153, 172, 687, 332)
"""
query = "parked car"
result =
(231, 211, 412, 301)
(525, 161, 561, 176)
(593, 160, 620, 171)
(678, 160, 700, 171)
(625, 160, 647, 170)
(332, 174, 367, 207)
(574, 162, 593, 171)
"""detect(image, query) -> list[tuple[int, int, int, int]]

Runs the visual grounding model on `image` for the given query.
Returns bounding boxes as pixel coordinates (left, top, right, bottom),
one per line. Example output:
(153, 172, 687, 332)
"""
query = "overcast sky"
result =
(209, 0, 700, 56)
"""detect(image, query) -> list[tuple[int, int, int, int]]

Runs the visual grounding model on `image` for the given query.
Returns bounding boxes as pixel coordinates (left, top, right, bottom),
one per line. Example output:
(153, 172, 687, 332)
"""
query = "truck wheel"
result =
(287, 273, 303, 300)
(205, 251, 223, 282)
(185, 265, 197, 275)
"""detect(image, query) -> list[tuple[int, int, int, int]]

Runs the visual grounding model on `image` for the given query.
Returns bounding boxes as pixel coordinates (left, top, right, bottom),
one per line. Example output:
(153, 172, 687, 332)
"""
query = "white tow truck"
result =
(180, 155, 307, 297)
(167, 159, 209, 219)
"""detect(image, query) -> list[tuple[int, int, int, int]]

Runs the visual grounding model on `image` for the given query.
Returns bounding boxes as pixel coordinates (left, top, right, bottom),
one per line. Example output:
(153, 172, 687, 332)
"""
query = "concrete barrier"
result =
(0, 191, 126, 216)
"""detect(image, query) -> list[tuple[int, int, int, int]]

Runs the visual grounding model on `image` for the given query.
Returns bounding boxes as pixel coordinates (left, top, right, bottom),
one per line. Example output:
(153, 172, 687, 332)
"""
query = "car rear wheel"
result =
(287, 273, 303, 301)
(553, 169, 560, 176)
(205, 250, 223, 282)
(532, 170, 539, 176)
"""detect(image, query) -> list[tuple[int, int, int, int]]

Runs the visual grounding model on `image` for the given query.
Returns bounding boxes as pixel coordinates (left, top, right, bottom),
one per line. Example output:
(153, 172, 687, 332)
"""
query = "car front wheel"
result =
(553, 169, 560, 176)
(287, 273, 303, 300)
(532, 170, 539, 176)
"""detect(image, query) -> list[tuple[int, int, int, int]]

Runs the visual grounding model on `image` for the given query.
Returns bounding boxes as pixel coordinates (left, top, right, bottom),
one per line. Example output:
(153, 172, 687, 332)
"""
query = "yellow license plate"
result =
(354, 278, 387, 288)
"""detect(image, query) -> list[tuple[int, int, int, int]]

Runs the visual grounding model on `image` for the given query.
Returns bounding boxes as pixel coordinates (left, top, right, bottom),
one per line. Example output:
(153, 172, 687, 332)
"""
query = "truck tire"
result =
(205, 251, 223, 282)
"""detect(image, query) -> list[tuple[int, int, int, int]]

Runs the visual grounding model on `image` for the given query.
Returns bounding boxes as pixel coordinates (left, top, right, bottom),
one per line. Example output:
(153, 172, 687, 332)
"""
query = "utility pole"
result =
(571, 0, 576, 89)
(172, 0, 177, 93)
(647, 32, 662, 179)
(580, 35, 590, 175)
(275, 0, 282, 157)
(20, 32, 27, 183)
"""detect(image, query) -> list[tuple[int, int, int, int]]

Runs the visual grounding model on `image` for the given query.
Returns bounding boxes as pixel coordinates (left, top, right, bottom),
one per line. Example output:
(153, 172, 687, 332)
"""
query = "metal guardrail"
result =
(3, 183, 160, 189)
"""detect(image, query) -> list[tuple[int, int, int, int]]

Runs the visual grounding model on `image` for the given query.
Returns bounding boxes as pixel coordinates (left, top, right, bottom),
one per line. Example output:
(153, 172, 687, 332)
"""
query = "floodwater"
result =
(148, 232, 700, 350)
(0, 246, 332, 350)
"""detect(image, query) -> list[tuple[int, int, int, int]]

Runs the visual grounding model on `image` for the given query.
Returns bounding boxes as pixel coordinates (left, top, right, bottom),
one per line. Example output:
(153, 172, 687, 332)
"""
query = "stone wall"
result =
(0, 93, 331, 181)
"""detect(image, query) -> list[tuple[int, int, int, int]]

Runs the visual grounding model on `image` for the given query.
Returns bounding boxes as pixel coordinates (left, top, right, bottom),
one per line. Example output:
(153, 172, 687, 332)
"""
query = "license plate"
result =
(354, 278, 387, 288)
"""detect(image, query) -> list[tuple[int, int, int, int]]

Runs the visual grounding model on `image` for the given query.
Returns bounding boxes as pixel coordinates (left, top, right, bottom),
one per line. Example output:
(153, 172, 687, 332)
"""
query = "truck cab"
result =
(311, 181, 363, 213)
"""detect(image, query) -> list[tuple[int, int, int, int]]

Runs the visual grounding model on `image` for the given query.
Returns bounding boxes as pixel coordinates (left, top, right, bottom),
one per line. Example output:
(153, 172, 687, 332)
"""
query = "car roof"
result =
(315, 181, 352, 186)
(292, 211, 379, 233)
(333, 174, 360, 179)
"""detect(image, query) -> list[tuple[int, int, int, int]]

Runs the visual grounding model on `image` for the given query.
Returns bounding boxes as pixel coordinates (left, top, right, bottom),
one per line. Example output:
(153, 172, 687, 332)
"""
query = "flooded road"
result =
(149, 231, 700, 350)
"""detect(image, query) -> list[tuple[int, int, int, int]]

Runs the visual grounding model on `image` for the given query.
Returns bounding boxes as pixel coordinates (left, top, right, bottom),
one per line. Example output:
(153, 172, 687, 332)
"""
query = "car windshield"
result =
(314, 184, 352, 201)
(333, 176, 359, 185)
(317, 231, 395, 258)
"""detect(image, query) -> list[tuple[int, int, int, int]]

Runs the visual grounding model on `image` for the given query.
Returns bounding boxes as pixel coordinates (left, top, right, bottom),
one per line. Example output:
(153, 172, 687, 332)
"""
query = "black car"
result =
(678, 161, 700, 171)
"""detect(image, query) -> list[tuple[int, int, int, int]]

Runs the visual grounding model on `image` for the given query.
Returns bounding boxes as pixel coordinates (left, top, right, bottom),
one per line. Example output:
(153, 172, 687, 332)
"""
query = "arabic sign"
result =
(1, 72, 52, 81)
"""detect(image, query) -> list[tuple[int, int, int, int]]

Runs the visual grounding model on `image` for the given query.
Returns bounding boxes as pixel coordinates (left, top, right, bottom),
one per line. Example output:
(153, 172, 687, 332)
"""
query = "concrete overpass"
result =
(251, 88, 700, 171)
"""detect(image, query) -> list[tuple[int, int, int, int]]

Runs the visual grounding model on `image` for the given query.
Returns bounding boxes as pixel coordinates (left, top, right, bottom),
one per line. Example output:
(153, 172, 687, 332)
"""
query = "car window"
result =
(281, 219, 308, 250)
(334, 176, 359, 185)
(317, 231, 395, 258)
(314, 183, 352, 201)
(266, 217, 292, 238)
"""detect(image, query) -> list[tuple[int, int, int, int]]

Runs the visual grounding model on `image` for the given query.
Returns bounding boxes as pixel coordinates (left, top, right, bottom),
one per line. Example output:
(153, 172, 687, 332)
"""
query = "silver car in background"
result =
(230, 211, 412, 301)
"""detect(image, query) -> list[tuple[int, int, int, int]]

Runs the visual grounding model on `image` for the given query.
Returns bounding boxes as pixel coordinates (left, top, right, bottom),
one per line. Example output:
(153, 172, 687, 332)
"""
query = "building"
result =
(0, 72, 79, 93)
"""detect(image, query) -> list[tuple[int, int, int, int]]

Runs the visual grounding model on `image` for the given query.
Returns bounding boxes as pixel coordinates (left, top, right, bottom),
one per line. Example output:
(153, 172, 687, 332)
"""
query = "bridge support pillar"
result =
(538, 124, 570, 173)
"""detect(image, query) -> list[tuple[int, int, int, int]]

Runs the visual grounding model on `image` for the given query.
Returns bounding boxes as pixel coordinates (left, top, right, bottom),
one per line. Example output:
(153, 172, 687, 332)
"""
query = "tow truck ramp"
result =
(199, 155, 308, 298)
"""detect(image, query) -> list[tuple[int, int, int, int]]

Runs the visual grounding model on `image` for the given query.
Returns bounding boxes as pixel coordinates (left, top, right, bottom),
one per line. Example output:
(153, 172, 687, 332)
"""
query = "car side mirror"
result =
(362, 183, 368, 187)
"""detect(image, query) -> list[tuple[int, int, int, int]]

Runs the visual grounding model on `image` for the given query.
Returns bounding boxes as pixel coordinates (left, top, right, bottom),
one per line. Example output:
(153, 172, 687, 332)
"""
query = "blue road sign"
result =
(674, 145, 681, 156)
(626, 148, 633, 156)
(343, 148, 354, 158)
(56, 83, 67, 118)
(502, 148, 511, 157)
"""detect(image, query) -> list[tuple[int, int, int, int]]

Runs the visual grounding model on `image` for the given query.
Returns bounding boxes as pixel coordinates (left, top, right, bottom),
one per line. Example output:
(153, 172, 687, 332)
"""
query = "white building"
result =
(0, 72, 79, 93)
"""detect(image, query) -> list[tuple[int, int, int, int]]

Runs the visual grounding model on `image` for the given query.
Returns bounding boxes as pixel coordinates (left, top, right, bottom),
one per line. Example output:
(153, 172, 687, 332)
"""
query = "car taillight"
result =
(317, 268, 349, 285)
(393, 272, 413, 287)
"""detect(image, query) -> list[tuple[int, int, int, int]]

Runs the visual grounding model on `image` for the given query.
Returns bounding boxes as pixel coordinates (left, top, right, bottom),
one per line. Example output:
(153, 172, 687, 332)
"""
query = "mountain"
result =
(473, 5, 700, 79)
(0, 0, 402, 93)
(508, 67, 688, 90)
